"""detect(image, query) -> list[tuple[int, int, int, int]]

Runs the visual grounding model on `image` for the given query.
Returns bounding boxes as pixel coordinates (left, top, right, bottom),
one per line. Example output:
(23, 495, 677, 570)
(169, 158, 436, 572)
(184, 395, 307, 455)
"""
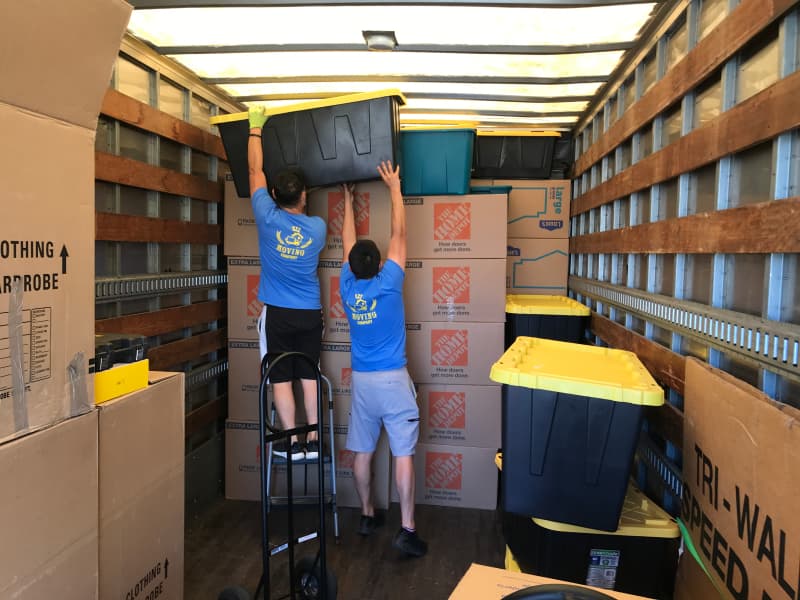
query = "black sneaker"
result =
(304, 439, 320, 460)
(273, 441, 305, 461)
(392, 528, 428, 557)
(357, 512, 385, 536)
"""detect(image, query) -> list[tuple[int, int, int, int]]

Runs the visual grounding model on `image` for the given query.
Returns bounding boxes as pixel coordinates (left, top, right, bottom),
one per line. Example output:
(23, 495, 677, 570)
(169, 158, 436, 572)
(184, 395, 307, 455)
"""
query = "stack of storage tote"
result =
(490, 337, 675, 597)
(471, 133, 571, 296)
(395, 182, 509, 510)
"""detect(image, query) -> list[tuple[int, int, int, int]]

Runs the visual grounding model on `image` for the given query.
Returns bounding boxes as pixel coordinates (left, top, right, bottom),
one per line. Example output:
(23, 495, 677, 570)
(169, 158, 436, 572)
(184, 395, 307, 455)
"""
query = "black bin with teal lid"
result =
(490, 337, 664, 532)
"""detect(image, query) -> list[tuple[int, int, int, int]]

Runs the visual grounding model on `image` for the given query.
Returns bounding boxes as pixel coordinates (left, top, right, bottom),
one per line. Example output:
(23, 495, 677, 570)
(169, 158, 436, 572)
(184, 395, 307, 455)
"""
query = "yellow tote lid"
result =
(506, 294, 591, 316)
(210, 88, 407, 125)
(533, 483, 679, 539)
(489, 337, 664, 406)
(477, 130, 561, 137)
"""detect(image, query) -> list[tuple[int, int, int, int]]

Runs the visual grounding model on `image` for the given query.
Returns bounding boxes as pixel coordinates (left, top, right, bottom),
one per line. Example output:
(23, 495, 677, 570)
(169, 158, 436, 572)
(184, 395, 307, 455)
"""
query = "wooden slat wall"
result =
(568, 0, 799, 462)
(96, 87, 229, 438)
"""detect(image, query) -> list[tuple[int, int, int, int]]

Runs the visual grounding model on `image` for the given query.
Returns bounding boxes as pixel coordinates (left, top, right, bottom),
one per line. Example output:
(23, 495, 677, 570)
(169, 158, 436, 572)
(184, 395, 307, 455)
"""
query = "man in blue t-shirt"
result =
(339, 160, 427, 558)
(248, 106, 326, 461)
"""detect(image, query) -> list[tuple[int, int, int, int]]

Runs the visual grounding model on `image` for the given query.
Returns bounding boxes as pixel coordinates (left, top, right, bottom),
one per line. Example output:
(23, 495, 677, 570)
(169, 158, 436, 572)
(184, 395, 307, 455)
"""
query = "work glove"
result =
(248, 106, 268, 130)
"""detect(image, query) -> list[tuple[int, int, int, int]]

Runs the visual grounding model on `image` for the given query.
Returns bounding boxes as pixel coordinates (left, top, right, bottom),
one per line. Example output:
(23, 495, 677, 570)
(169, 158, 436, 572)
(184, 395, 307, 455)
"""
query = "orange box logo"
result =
(327, 191, 370, 237)
(429, 391, 466, 429)
(341, 367, 352, 388)
(329, 276, 345, 319)
(425, 451, 463, 490)
(432, 266, 471, 304)
(431, 330, 469, 366)
(338, 448, 356, 470)
(433, 203, 471, 241)
(247, 274, 261, 317)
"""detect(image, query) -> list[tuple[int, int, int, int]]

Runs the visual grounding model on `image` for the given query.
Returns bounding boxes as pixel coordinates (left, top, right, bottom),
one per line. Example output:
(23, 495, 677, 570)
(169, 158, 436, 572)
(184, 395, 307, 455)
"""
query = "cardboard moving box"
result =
(406, 322, 504, 386)
(227, 257, 262, 340)
(506, 238, 569, 294)
(0, 411, 98, 600)
(223, 174, 259, 257)
(417, 384, 501, 448)
(472, 179, 571, 238)
(97, 372, 185, 600)
(0, 0, 131, 445)
(404, 258, 506, 323)
(404, 194, 508, 259)
(682, 359, 800, 600)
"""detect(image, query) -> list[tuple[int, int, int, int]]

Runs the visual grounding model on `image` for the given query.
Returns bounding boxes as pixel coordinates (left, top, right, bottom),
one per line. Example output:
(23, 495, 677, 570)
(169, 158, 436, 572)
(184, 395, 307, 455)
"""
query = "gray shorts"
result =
(346, 367, 419, 457)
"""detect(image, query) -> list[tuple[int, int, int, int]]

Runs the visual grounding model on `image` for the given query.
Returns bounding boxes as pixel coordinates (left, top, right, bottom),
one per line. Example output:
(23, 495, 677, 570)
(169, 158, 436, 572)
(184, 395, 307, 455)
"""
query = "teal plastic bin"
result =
(400, 129, 475, 195)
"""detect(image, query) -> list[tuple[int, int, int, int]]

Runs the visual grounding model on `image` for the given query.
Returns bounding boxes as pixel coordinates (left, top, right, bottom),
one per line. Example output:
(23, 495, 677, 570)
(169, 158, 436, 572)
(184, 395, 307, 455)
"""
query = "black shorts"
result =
(260, 304, 323, 383)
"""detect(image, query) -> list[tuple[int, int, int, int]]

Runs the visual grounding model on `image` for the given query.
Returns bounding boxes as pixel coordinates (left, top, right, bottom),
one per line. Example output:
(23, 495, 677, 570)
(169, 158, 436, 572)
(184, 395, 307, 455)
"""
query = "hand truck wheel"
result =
(295, 556, 337, 600)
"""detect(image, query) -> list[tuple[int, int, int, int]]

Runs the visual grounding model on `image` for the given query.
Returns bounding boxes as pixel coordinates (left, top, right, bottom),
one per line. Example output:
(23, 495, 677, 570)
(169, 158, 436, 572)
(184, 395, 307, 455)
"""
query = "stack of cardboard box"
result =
(472, 180, 571, 294)
(1, 4, 185, 600)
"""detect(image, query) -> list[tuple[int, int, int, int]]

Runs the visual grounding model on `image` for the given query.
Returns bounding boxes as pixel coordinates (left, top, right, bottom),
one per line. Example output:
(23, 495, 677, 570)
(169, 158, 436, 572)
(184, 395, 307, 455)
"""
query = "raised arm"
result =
(379, 160, 406, 270)
(248, 106, 268, 194)
(341, 183, 356, 262)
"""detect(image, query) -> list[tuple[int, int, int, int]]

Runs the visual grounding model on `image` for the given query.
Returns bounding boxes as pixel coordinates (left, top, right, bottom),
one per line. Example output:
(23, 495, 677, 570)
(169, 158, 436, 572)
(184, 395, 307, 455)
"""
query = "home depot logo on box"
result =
(424, 452, 463, 504)
(327, 190, 370, 238)
(432, 203, 471, 254)
(341, 367, 352, 390)
(329, 276, 345, 319)
(337, 448, 356, 474)
(431, 266, 471, 319)
(431, 329, 469, 367)
(428, 391, 466, 430)
(246, 274, 261, 317)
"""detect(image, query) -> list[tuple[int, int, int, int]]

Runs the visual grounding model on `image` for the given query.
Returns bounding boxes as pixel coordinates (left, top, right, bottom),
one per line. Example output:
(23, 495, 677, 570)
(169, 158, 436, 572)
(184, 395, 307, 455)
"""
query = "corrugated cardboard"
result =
(227, 257, 261, 341)
(674, 552, 722, 600)
(0, 2, 130, 445)
(307, 181, 392, 259)
(448, 564, 651, 600)
(0, 410, 98, 599)
(417, 384, 501, 448)
(473, 179, 571, 238)
(97, 372, 185, 600)
(391, 443, 498, 510)
(406, 322, 504, 386)
(320, 342, 353, 396)
(506, 238, 569, 294)
(404, 194, 508, 259)
(319, 259, 350, 342)
(223, 175, 258, 257)
(682, 359, 800, 600)
(225, 420, 390, 509)
(404, 258, 506, 323)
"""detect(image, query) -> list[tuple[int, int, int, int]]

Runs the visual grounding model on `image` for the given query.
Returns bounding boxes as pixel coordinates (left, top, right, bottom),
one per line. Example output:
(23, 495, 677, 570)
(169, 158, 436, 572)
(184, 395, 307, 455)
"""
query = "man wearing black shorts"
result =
(248, 106, 326, 460)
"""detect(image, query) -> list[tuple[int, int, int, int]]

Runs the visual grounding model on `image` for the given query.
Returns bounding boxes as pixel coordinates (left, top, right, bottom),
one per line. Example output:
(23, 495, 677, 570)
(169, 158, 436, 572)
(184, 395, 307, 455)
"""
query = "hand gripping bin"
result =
(502, 475, 680, 599)
(211, 90, 406, 198)
(505, 295, 590, 349)
(471, 130, 559, 179)
(490, 337, 664, 532)
(400, 128, 475, 195)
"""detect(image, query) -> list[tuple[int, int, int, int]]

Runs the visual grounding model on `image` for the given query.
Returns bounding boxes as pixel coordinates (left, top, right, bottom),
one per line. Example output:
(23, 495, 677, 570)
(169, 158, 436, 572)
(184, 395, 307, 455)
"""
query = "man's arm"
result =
(341, 183, 356, 263)
(248, 106, 268, 194)
(379, 160, 406, 270)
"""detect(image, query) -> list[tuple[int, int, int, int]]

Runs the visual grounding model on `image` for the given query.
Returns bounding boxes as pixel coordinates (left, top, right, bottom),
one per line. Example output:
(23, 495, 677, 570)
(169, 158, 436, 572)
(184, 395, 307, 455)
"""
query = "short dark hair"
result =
(271, 169, 306, 208)
(349, 240, 381, 279)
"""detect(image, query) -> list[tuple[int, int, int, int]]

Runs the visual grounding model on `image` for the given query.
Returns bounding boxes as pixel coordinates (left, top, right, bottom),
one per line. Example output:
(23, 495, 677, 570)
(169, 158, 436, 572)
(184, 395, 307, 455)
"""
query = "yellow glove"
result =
(248, 106, 268, 130)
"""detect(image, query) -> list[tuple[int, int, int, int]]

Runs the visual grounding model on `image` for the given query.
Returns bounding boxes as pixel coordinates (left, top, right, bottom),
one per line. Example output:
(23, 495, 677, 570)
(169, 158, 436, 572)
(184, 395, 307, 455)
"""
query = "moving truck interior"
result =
(2, 0, 799, 598)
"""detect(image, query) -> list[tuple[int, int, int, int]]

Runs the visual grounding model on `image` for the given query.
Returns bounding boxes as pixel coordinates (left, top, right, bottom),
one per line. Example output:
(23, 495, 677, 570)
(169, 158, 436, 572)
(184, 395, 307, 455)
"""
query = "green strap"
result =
(676, 517, 728, 599)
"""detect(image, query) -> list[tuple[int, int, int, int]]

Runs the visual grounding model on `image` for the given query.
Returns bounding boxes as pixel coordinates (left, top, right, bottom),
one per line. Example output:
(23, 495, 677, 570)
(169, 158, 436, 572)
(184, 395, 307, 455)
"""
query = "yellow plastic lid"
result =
(506, 294, 591, 316)
(210, 88, 407, 125)
(489, 337, 664, 406)
(533, 483, 679, 539)
(477, 130, 561, 137)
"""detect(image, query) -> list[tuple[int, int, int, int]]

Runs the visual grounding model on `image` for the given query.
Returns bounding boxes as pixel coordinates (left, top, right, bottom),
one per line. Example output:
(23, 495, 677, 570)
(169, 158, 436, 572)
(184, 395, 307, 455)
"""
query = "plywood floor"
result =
(185, 499, 504, 599)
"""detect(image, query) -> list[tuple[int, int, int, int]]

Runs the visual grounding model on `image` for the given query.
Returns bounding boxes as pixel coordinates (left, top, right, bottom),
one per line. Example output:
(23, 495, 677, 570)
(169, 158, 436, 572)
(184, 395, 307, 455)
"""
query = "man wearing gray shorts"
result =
(338, 160, 427, 558)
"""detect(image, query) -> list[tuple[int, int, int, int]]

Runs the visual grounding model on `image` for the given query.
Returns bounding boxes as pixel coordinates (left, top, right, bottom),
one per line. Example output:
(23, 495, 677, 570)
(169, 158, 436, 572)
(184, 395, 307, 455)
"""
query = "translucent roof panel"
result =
(171, 51, 626, 80)
(128, 5, 656, 48)
(219, 81, 604, 100)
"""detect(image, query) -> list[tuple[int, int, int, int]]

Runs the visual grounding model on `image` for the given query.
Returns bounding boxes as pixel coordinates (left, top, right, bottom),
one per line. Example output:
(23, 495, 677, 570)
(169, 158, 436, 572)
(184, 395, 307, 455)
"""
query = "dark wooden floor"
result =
(185, 499, 505, 600)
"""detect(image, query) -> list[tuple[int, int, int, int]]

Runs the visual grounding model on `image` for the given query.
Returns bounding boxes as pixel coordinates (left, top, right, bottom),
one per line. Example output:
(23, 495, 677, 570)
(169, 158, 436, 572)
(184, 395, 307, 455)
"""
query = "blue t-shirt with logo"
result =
(340, 259, 406, 372)
(252, 187, 326, 309)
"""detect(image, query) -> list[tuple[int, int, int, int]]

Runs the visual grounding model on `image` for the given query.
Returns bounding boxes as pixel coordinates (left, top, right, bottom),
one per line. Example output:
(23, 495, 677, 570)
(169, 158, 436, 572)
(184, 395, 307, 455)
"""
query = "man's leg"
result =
(353, 451, 375, 516)
(394, 455, 415, 530)
(299, 378, 319, 442)
(271, 381, 297, 443)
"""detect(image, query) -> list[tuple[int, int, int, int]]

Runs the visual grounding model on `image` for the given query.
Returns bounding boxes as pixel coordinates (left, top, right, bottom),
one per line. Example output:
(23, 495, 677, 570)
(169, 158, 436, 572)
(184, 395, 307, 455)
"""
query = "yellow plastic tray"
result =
(94, 359, 149, 405)
(490, 337, 663, 406)
(506, 294, 591, 316)
(478, 130, 561, 137)
(210, 89, 407, 125)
